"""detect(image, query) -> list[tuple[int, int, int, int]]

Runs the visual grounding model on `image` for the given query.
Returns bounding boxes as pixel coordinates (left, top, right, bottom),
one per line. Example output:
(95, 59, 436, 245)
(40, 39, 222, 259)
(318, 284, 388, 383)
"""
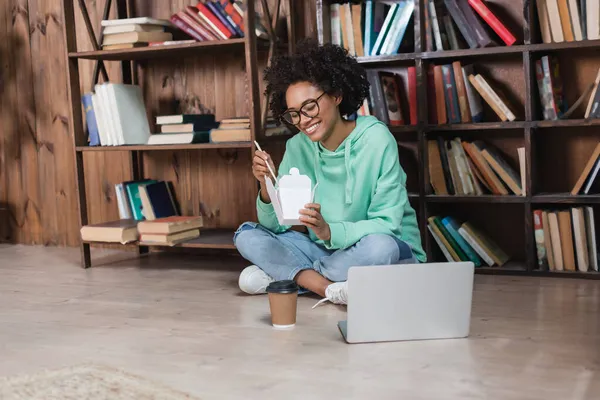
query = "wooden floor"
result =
(1, 244, 599, 399)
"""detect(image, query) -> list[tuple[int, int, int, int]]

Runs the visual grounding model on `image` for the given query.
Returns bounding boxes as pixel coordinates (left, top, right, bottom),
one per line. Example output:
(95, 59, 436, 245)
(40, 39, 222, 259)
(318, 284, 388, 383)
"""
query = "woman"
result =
(234, 40, 426, 307)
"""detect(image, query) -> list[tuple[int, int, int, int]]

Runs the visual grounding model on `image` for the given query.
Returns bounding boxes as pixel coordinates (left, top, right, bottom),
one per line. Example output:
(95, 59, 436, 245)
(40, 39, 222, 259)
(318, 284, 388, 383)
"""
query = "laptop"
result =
(338, 262, 475, 344)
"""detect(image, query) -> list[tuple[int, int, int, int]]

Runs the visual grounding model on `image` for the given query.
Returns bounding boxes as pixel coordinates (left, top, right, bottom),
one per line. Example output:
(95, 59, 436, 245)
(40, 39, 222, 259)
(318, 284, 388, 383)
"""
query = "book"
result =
(82, 93, 100, 146)
(80, 219, 138, 244)
(209, 128, 251, 142)
(138, 216, 203, 235)
(545, 0, 565, 42)
(102, 31, 173, 46)
(536, 0, 553, 44)
(467, 0, 517, 46)
(147, 132, 210, 145)
(138, 181, 178, 220)
(156, 114, 216, 125)
(445, 0, 478, 49)
(379, 72, 405, 125)
(101, 17, 172, 27)
(140, 229, 200, 246)
(103, 24, 165, 35)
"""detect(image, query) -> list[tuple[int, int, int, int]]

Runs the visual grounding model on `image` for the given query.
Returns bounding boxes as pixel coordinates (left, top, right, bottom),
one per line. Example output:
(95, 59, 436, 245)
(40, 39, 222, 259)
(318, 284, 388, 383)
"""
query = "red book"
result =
(467, 0, 516, 46)
(407, 66, 418, 125)
(170, 13, 204, 42)
(196, 2, 233, 39)
(184, 6, 219, 40)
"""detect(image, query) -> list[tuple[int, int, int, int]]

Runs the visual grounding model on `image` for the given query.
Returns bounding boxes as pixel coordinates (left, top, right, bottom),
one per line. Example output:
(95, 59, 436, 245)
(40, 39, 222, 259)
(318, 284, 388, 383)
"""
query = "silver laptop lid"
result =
(346, 262, 475, 343)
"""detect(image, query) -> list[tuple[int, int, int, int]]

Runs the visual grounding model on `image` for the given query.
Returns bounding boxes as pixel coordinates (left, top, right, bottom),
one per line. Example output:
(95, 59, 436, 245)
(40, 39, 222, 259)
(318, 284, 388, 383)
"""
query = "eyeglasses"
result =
(281, 92, 326, 126)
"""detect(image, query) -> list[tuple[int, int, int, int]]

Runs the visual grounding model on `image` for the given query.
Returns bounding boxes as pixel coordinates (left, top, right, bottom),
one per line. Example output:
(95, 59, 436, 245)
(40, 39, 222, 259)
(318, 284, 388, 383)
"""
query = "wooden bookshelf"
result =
(62, 0, 293, 268)
(312, 0, 600, 278)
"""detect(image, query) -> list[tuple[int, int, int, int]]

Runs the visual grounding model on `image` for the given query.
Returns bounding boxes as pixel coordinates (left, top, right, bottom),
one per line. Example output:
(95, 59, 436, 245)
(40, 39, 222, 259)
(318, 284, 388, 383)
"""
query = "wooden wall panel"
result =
(0, 0, 42, 244)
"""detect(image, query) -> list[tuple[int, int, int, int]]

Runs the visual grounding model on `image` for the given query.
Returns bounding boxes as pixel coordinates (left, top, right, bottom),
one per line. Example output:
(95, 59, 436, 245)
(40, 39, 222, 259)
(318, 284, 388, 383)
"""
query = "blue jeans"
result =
(233, 222, 418, 284)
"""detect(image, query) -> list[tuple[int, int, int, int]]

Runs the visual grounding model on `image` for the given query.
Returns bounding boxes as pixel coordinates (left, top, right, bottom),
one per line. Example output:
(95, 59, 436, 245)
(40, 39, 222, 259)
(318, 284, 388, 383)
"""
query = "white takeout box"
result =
(265, 167, 317, 225)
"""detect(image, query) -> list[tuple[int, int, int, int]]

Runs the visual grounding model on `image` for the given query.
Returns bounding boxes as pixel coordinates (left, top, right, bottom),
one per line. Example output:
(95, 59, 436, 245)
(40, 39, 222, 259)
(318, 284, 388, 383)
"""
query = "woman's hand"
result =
(299, 203, 331, 241)
(253, 150, 276, 203)
(252, 150, 276, 184)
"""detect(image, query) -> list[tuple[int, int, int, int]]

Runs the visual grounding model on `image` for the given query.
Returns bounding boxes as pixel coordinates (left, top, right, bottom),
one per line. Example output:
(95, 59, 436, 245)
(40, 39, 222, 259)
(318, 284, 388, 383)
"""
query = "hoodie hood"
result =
(312, 115, 382, 204)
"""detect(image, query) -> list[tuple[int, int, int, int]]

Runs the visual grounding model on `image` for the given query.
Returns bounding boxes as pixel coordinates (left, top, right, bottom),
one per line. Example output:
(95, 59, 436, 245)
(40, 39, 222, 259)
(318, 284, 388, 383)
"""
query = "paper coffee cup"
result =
(266, 280, 299, 329)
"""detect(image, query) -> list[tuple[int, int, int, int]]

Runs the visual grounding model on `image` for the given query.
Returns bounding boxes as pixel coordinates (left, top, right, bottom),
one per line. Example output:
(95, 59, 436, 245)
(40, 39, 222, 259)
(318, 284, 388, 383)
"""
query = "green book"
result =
(431, 216, 468, 261)
(125, 179, 158, 221)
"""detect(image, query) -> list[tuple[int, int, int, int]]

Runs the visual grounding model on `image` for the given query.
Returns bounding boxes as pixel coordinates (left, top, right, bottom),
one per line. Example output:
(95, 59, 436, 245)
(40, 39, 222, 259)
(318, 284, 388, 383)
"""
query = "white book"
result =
(567, 0, 583, 40)
(428, 225, 454, 262)
(585, 207, 598, 271)
(583, 157, 600, 194)
(90, 92, 107, 146)
(330, 4, 342, 46)
(429, 0, 443, 51)
(95, 84, 118, 146)
(105, 84, 125, 145)
(107, 84, 151, 145)
(458, 227, 495, 267)
(474, 75, 517, 122)
(101, 17, 172, 27)
(103, 24, 164, 35)
(115, 183, 132, 219)
(371, 4, 398, 56)
(381, 2, 406, 55)
(147, 133, 196, 145)
(587, 0, 600, 40)
(545, 0, 565, 42)
(517, 147, 526, 196)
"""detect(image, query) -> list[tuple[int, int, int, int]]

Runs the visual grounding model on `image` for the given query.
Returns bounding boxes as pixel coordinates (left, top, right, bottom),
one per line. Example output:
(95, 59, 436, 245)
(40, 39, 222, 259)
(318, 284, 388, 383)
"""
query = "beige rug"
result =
(0, 364, 200, 399)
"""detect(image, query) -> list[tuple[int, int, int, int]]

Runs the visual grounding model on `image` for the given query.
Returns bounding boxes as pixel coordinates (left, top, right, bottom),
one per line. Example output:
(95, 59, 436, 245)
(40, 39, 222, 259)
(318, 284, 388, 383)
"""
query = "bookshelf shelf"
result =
(421, 45, 526, 61)
(528, 39, 600, 53)
(84, 228, 236, 250)
(533, 119, 600, 129)
(426, 122, 526, 132)
(531, 194, 600, 204)
(426, 195, 526, 204)
(356, 52, 419, 65)
(68, 38, 248, 61)
(75, 142, 253, 152)
(531, 269, 600, 279)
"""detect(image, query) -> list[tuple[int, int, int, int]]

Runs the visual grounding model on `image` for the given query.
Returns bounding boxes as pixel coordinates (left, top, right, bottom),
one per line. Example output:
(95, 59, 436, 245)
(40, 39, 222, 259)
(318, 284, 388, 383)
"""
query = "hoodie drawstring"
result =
(344, 144, 353, 204)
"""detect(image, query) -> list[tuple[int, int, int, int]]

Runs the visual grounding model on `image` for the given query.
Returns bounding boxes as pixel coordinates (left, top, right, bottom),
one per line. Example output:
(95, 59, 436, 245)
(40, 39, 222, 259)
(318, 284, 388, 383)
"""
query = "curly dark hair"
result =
(263, 39, 370, 122)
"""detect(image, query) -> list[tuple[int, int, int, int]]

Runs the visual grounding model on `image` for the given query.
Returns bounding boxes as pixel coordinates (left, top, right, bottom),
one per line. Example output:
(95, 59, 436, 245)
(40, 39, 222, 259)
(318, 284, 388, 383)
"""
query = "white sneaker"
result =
(238, 265, 274, 295)
(312, 281, 348, 308)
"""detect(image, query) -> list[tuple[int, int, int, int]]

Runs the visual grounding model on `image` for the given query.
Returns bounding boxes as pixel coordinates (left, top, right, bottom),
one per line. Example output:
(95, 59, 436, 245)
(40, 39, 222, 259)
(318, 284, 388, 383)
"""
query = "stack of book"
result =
(428, 61, 516, 124)
(114, 180, 179, 221)
(170, 1, 269, 42)
(428, 138, 525, 196)
(329, 0, 416, 57)
(537, 0, 599, 44)
(425, 0, 516, 52)
(428, 215, 510, 267)
(209, 117, 252, 142)
(82, 83, 151, 146)
(533, 207, 598, 272)
(148, 114, 219, 145)
(362, 67, 417, 125)
(138, 216, 203, 246)
(100, 18, 174, 50)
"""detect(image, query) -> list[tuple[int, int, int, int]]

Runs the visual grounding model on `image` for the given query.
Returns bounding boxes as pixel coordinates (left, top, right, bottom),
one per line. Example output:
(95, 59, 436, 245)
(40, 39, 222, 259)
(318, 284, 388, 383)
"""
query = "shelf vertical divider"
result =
(244, 0, 262, 222)
(62, 0, 91, 268)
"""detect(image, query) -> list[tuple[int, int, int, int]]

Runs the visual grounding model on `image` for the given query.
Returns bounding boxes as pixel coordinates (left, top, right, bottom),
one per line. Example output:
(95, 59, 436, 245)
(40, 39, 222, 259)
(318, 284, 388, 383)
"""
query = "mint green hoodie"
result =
(257, 115, 426, 262)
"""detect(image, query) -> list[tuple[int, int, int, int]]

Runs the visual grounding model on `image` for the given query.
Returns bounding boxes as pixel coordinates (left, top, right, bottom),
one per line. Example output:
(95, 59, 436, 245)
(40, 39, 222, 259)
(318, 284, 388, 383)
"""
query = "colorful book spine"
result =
(363, 0, 373, 56)
(408, 67, 418, 125)
(533, 210, 548, 270)
(467, 0, 517, 45)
